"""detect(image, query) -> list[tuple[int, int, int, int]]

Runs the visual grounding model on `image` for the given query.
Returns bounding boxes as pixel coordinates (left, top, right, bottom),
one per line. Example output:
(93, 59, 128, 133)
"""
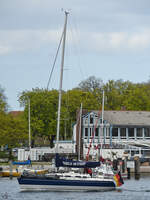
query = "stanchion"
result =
(134, 156, 140, 180)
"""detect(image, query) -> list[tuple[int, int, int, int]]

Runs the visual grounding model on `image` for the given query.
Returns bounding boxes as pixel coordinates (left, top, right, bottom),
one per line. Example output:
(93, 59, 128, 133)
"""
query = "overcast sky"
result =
(1, 0, 150, 110)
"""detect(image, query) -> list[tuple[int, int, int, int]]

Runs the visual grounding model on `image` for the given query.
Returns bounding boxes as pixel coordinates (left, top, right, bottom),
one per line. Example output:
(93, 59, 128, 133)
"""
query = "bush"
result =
(0, 151, 9, 158)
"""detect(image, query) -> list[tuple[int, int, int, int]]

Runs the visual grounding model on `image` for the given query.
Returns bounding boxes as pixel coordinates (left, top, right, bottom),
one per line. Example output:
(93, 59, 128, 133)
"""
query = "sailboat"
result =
(17, 11, 123, 191)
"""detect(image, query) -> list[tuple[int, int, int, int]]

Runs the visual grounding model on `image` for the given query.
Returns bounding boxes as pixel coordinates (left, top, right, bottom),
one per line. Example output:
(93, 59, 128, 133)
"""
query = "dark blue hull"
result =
(17, 176, 116, 191)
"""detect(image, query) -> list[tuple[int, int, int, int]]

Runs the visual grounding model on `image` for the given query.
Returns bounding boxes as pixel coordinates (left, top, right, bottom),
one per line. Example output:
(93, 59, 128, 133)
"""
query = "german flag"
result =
(113, 171, 124, 187)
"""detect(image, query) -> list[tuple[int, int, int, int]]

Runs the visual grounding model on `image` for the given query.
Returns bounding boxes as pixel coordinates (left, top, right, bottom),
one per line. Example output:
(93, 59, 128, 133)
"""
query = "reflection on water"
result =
(0, 174, 150, 200)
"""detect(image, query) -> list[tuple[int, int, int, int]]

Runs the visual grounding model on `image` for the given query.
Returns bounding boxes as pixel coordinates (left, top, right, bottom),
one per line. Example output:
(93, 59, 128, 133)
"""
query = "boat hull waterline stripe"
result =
(19, 184, 115, 191)
(18, 177, 116, 191)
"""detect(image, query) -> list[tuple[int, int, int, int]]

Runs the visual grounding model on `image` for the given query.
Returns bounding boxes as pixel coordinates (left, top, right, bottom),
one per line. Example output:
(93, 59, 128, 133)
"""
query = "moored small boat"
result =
(0, 168, 48, 177)
(0, 170, 20, 177)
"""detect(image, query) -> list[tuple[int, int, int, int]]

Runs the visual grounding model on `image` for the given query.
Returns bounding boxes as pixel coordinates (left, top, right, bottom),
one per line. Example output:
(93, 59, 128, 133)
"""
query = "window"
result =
(85, 128, 88, 137)
(137, 128, 142, 137)
(90, 116, 93, 124)
(106, 128, 110, 138)
(128, 128, 134, 138)
(145, 128, 150, 137)
(120, 128, 126, 138)
(95, 128, 99, 137)
(84, 118, 88, 124)
(90, 128, 94, 137)
(112, 128, 118, 137)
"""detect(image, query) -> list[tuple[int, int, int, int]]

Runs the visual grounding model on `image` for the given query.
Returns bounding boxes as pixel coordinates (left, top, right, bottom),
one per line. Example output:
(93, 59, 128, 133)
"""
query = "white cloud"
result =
(89, 30, 150, 52)
(109, 32, 127, 48)
(0, 46, 12, 55)
(128, 31, 150, 49)
(0, 29, 62, 55)
(0, 28, 82, 55)
(1, 28, 150, 56)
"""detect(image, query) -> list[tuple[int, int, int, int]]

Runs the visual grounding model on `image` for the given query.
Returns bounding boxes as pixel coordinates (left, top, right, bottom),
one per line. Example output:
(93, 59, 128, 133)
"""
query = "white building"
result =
(18, 110, 150, 161)
(73, 110, 150, 160)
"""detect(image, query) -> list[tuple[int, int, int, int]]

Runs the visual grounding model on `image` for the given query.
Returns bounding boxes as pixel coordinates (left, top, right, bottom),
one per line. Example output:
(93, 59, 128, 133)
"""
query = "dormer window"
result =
(84, 118, 88, 124)
(90, 116, 93, 124)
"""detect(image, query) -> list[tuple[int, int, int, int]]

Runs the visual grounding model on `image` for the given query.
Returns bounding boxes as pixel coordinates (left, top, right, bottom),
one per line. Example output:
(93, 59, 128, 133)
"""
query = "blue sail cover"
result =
(55, 154, 100, 168)
(12, 160, 31, 165)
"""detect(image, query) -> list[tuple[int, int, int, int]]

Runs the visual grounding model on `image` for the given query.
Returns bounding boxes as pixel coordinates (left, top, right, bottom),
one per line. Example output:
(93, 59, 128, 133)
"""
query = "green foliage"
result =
(0, 112, 28, 148)
(0, 85, 8, 112)
(18, 87, 102, 146)
(19, 88, 59, 147)
(2, 76, 150, 150)
(122, 83, 150, 110)
(0, 151, 9, 158)
(13, 76, 150, 147)
(0, 86, 27, 151)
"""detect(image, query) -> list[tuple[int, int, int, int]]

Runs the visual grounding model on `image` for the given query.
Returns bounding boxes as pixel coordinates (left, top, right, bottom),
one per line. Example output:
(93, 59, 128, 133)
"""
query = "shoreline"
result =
(1, 163, 150, 173)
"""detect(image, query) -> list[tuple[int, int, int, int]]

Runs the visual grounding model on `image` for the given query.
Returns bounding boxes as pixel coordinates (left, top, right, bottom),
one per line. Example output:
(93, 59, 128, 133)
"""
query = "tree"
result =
(17, 78, 150, 149)
(64, 90, 100, 120)
(0, 85, 8, 112)
(19, 88, 59, 147)
(77, 76, 103, 92)
(0, 85, 28, 160)
(19, 87, 103, 146)
(0, 112, 28, 160)
(122, 83, 150, 111)
(104, 79, 133, 110)
(76, 76, 104, 105)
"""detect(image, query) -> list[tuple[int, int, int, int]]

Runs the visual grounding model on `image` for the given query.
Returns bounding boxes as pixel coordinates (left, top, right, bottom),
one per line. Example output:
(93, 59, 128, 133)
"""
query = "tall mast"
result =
(100, 90, 105, 156)
(56, 11, 69, 153)
(78, 103, 82, 160)
(28, 97, 31, 150)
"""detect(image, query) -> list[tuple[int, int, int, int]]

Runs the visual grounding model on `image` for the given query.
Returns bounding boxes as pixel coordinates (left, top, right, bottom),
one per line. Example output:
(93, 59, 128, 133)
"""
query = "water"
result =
(0, 175, 150, 200)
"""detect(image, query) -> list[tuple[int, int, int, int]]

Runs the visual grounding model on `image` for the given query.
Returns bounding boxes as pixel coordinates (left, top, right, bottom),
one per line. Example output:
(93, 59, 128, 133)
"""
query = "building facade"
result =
(74, 111, 150, 159)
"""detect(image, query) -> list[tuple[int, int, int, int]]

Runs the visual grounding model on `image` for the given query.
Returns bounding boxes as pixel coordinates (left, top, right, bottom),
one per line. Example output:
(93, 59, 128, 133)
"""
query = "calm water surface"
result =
(0, 175, 150, 200)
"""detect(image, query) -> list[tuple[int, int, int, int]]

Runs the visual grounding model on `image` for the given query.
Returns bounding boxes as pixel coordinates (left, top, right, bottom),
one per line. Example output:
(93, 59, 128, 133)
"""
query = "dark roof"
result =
(92, 111, 150, 126)
(9, 111, 23, 117)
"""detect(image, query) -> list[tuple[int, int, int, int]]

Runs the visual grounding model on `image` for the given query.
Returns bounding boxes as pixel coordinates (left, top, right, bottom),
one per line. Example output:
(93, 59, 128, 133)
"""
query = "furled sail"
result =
(55, 154, 100, 168)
